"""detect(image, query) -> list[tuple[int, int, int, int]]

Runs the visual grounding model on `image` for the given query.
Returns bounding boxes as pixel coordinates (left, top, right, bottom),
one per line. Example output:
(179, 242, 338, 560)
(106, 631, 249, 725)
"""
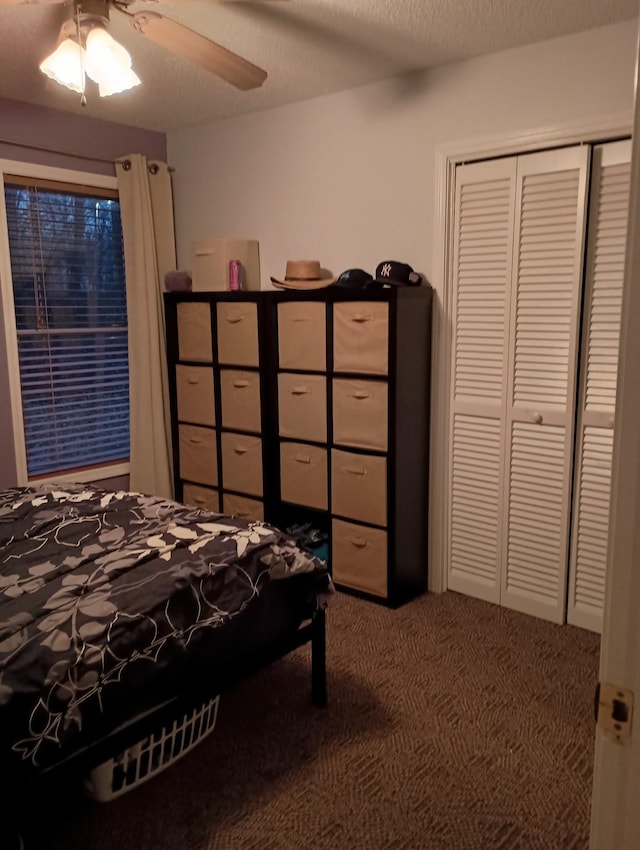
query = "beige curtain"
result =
(116, 154, 176, 498)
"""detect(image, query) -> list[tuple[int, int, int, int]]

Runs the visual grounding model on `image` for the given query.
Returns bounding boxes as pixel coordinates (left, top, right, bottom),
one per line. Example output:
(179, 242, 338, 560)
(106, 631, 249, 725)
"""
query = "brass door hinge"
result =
(596, 682, 634, 744)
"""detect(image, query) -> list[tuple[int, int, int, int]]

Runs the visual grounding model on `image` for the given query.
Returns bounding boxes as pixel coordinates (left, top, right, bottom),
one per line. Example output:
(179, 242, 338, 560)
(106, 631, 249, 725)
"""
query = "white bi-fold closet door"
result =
(449, 141, 631, 629)
(567, 140, 632, 632)
(449, 145, 592, 624)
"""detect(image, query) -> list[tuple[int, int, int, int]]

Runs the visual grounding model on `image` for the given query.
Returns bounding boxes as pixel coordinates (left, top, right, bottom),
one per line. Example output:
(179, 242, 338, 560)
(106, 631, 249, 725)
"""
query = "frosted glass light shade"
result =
(85, 27, 141, 97)
(39, 38, 86, 94)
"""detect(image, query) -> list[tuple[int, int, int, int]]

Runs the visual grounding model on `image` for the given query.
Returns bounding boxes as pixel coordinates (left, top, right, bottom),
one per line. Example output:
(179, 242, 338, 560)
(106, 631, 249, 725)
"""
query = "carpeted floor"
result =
(27, 591, 600, 850)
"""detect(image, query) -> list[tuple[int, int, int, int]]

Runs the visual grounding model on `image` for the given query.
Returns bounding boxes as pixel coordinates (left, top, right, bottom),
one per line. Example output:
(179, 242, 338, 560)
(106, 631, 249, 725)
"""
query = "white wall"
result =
(168, 20, 637, 290)
(167, 19, 638, 591)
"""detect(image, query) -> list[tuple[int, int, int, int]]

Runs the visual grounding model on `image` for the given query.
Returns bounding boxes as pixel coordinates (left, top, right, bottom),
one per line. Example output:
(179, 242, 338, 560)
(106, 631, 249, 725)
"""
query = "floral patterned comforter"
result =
(0, 484, 332, 778)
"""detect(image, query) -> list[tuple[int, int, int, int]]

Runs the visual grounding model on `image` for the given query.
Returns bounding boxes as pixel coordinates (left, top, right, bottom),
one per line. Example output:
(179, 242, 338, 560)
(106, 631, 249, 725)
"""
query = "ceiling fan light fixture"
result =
(39, 37, 86, 95)
(35, 0, 267, 102)
(95, 65, 142, 98)
(84, 25, 141, 97)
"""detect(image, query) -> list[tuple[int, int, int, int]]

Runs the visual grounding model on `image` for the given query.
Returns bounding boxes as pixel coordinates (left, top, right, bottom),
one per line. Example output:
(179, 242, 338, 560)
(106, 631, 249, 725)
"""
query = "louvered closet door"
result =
(501, 146, 589, 623)
(448, 158, 516, 603)
(567, 140, 631, 633)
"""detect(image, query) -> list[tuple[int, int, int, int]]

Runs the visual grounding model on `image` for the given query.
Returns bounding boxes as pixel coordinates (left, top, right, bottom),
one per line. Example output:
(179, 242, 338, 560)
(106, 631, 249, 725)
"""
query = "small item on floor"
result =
(312, 542, 329, 563)
(286, 522, 328, 562)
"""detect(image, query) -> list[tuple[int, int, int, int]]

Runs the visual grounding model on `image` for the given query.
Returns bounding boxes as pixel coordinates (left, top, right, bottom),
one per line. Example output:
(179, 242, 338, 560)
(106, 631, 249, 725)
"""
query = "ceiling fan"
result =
(1, 0, 275, 98)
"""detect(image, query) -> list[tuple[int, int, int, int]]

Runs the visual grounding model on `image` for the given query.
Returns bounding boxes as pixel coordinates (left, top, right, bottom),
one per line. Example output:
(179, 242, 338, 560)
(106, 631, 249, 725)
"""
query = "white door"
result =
(500, 146, 590, 623)
(589, 37, 640, 842)
(447, 157, 516, 603)
(567, 140, 632, 633)
(448, 148, 590, 619)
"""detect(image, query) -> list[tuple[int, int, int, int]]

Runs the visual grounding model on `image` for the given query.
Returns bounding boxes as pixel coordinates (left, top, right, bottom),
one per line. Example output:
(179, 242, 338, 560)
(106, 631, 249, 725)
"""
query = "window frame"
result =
(0, 158, 129, 485)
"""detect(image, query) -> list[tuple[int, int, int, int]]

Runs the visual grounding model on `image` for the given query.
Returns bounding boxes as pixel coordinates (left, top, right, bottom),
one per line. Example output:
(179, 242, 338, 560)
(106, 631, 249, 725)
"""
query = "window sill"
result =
(28, 462, 130, 488)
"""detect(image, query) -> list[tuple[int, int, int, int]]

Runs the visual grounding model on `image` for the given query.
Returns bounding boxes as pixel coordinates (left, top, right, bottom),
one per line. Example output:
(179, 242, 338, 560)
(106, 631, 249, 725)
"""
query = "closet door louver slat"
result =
(450, 414, 502, 592)
(506, 422, 566, 603)
(567, 140, 631, 632)
(448, 158, 516, 602)
(501, 146, 589, 623)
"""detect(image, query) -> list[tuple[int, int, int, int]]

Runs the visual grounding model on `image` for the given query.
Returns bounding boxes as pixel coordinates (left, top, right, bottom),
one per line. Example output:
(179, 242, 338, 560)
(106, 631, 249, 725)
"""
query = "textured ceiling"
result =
(0, 0, 637, 133)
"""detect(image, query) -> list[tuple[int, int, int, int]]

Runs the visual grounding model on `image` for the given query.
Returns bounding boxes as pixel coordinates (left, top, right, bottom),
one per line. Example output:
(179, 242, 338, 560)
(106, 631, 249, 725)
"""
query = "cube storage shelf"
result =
(164, 286, 433, 607)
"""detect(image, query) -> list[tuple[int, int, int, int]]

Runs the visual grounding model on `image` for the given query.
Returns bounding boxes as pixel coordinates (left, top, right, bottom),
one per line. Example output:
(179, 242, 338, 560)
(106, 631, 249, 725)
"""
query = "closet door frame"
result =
(430, 112, 631, 596)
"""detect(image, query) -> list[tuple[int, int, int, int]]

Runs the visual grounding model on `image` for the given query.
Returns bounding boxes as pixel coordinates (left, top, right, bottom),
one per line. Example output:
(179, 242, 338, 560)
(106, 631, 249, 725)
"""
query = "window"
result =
(0, 164, 129, 483)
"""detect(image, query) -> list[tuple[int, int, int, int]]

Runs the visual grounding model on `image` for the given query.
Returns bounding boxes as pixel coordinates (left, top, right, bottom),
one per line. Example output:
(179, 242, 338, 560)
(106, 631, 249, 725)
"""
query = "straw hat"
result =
(270, 260, 336, 290)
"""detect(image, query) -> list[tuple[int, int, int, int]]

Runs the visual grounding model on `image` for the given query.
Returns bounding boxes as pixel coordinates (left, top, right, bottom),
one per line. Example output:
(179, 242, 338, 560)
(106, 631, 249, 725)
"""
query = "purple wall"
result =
(0, 97, 166, 174)
(0, 97, 167, 489)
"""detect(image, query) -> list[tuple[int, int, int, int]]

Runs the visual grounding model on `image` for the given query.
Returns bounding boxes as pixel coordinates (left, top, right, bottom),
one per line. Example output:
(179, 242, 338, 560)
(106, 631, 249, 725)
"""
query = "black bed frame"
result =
(7, 608, 326, 844)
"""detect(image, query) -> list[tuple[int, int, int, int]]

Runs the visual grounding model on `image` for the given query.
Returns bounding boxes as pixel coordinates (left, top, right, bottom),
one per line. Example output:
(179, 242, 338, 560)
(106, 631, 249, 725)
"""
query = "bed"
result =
(0, 483, 332, 827)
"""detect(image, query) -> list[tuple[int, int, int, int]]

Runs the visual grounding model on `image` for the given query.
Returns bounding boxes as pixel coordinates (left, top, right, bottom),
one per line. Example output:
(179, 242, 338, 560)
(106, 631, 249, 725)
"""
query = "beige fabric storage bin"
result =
(217, 302, 259, 367)
(331, 448, 387, 526)
(332, 519, 388, 598)
(277, 301, 326, 371)
(333, 301, 389, 375)
(278, 373, 326, 444)
(280, 442, 328, 510)
(221, 433, 263, 496)
(179, 425, 217, 486)
(176, 365, 215, 426)
(220, 369, 261, 433)
(223, 493, 264, 522)
(191, 238, 261, 292)
(182, 483, 220, 513)
(177, 302, 212, 362)
(333, 378, 388, 451)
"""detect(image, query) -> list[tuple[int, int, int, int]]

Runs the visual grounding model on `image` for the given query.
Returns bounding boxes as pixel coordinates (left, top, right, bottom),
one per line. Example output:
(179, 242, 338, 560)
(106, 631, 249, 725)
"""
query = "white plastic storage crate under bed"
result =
(84, 695, 221, 801)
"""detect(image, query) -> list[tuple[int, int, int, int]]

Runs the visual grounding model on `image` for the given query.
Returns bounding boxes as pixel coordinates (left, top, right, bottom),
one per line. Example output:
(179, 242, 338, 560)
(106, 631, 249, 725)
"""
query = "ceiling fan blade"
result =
(130, 11, 267, 91)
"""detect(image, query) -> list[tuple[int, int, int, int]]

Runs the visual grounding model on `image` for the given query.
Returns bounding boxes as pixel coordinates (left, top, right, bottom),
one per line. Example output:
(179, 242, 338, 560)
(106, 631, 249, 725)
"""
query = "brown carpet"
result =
(29, 591, 600, 850)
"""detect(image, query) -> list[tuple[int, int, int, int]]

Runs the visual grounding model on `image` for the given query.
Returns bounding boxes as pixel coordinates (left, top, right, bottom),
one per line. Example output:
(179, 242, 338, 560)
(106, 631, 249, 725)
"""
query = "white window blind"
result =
(4, 176, 129, 478)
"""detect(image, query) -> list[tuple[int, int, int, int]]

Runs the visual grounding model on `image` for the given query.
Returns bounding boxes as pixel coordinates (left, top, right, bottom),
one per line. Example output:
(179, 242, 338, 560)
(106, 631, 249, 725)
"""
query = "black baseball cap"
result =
(374, 261, 422, 287)
(335, 268, 381, 289)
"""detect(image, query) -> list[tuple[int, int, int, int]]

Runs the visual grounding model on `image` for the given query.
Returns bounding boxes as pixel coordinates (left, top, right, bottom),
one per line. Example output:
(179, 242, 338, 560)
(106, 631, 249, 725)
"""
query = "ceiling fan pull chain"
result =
(76, 5, 88, 107)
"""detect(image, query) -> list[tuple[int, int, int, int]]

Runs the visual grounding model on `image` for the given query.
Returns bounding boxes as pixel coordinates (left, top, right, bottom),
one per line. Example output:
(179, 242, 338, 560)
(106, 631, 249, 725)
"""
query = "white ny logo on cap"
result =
(380, 263, 392, 277)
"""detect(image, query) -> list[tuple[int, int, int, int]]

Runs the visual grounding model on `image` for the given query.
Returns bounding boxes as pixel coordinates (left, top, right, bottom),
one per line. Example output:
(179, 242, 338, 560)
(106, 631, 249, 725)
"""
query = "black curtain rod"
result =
(0, 137, 174, 171)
